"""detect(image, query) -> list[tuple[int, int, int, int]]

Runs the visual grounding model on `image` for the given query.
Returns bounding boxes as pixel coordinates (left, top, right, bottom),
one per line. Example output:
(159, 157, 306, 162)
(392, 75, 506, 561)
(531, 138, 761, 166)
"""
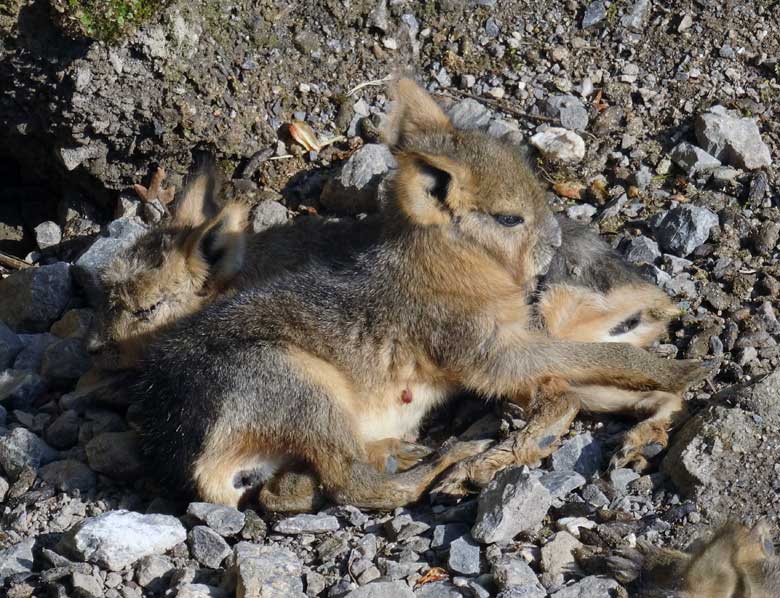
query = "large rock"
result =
(550, 576, 623, 597)
(543, 95, 588, 131)
(0, 322, 23, 369)
(550, 432, 603, 479)
(447, 534, 480, 575)
(530, 128, 585, 163)
(38, 459, 97, 492)
(0, 427, 58, 480)
(233, 542, 306, 598)
(472, 467, 552, 544)
(0, 262, 73, 332)
(85, 431, 144, 480)
(59, 510, 186, 571)
(492, 555, 546, 595)
(0, 369, 48, 410)
(320, 144, 396, 214)
(13, 333, 59, 373)
(541, 532, 583, 579)
(670, 142, 721, 174)
(655, 205, 719, 256)
(188, 525, 231, 568)
(0, 538, 35, 584)
(73, 216, 148, 303)
(187, 502, 246, 537)
(344, 581, 415, 598)
(447, 98, 491, 129)
(695, 105, 772, 170)
(40, 337, 92, 381)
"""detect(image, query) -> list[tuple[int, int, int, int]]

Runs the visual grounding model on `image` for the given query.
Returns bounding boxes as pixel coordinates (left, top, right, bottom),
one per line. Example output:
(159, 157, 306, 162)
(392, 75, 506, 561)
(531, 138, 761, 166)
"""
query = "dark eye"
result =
(494, 214, 525, 227)
(132, 302, 161, 320)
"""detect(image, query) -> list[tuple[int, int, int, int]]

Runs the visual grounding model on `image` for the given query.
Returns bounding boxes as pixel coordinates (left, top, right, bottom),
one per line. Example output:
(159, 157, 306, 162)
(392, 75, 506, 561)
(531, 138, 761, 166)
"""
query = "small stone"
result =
(59, 510, 186, 571)
(71, 571, 103, 598)
(240, 509, 267, 542)
(367, 0, 389, 32)
(0, 539, 35, 585)
(551, 432, 603, 479)
(13, 333, 58, 373)
(86, 431, 143, 480)
(41, 338, 92, 382)
(670, 142, 721, 174)
(748, 172, 769, 206)
(39, 459, 97, 492)
(274, 513, 340, 534)
(320, 144, 396, 214)
(581, 1, 606, 28)
(234, 543, 305, 598)
(695, 105, 772, 170)
(344, 581, 415, 597)
(530, 128, 585, 163)
(0, 262, 73, 333)
(447, 99, 491, 130)
(549, 575, 622, 597)
(187, 502, 246, 537)
(610, 468, 641, 493)
(621, 235, 661, 265)
(448, 535, 480, 575)
(620, 0, 651, 31)
(176, 584, 226, 598)
(472, 467, 552, 544)
(655, 205, 719, 256)
(0, 370, 47, 410)
(251, 201, 288, 233)
(45, 410, 81, 449)
(543, 95, 589, 131)
(0, 322, 23, 369)
(34, 221, 62, 250)
(751, 222, 780, 256)
(189, 526, 231, 569)
(0, 427, 58, 480)
(432, 523, 470, 550)
(565, 204, 597, 221)
(582, 483, 610, 507)
(541, 532, 583, 579)
(492, 556, 544, 594)
(556, 517, 597, 538)
(539, 470, 586, 500)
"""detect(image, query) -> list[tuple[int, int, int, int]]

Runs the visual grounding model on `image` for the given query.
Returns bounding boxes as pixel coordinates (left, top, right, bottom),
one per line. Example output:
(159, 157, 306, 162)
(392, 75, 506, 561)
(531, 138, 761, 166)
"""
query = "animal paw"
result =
(609, 422, 668, 472)
(385, 440, 434, 473)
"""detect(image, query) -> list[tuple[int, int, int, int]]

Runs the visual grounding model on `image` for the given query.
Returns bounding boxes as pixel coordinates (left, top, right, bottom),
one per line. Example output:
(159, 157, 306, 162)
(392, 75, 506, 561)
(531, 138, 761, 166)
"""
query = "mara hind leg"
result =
(577, 385, 685, 471)
(539, 283, 677, 347)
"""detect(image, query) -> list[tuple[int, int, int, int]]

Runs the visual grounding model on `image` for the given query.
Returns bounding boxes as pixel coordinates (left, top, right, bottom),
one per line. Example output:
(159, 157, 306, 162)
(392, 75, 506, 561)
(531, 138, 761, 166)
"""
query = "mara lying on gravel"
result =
(121, 78, 707, 510)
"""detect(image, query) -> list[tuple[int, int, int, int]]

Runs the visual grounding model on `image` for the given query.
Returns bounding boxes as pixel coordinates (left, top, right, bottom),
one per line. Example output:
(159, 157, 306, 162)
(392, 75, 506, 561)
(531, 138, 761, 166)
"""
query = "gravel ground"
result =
(1, 1, 779, 596)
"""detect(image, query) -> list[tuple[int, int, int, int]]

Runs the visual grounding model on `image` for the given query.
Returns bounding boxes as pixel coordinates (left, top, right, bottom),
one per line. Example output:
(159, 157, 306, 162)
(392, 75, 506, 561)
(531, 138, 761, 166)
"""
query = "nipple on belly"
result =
(401, 388, 413, 404)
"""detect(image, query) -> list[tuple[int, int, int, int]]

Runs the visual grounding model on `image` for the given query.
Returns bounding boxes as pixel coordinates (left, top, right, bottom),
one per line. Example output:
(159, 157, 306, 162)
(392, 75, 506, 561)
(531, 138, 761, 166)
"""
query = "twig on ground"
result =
(438, 89, 560, 125)
(0, 251, 31, 270)
(346, 75, 393, 97)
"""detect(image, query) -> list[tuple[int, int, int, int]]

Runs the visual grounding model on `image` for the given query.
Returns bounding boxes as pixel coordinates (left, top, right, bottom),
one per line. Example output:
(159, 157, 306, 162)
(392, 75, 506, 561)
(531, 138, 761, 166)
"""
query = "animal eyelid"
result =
(133, 302, 161, 319)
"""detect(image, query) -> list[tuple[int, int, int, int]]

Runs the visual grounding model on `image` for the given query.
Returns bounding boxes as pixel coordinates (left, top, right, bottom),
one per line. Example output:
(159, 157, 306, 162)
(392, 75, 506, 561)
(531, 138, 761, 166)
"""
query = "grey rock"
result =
(447, 99, 491, 130)
(385, 513, 430, 541)
(581, 1, 606, 28)
(543, 95, 589, 131)
(598, 193, 628, 221)
(234, 542, 305, 598)
(345, 581, 415, 598)
(0, 369, 47, 410)
(620, 0, 651, 31)
(73, 216, 148, 303)
(367, 0, 389, 32)
(135, 554, 173, 590)
(492, 556, 544, 594)
(45, 410, 81, 449)
(176, 584, 227, 598)
(670, 142, 721, 174)
(631, 165, 654, 190)
(414, 581, 463, 597)
(0, 475, 9, 501)
(487, 119, 522, 141)
(240, 509, 268, 542)
(448, 534, 480, 575)
(551, 432, 603, 479)
(320, 144, 396, 214)
(13, 333, 58, 373)
(189, 525, 231, 568)
(274, 513, 340, 534)
(539, 470, 586, 500)
(34, 221, 62, 250)
(497, 588, 547, 598)
(541, 532, 583, 579)
(86, 431, 144, 480)
(39, 459, 97, 492)
(655, 205, 719, 256)
(622, 236, 661, 265)
(530, 128, 586, 163)
(610, 468, 641, 493)
(695, 105, 772, 170)
(187, 502, 246, 537)
(0, 322, 23, 369)
(550, 576, 622, 597)
(71, 570, 103, 598)
(0, 539, 35, 584)
(472, 467, 552, 544)
(60, 510, 186, 571)
(432, 523, 470, 550)
(251, 201, 288, 233)
(41, 337, 92, 381)
(0, 427, 58, 480)
(0, 262, 72, 332)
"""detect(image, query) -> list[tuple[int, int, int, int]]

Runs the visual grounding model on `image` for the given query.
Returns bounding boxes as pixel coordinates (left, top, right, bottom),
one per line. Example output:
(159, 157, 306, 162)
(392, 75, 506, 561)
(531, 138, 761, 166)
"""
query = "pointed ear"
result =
(394, 152, 473, 225)
(173, 158, 221, 227)
(384, 78, 452, 149)
(748, 519, 774, 557)
(183, 202, 249, 289)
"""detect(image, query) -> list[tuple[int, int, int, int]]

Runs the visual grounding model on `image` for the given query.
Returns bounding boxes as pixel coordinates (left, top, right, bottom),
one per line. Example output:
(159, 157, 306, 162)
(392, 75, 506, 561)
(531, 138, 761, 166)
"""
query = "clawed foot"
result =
(133, 167, 176, 207)
(609, 422, 668, 472)
(384, 440, 435, 473)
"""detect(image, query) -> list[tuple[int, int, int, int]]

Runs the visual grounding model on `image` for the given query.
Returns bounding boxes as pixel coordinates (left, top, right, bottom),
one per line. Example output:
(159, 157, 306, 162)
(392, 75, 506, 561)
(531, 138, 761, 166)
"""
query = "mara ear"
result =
(748, 519, 775, 557)
(173, 156, 221, 227)
(394, 151, 473, 226)
(183, 202, 249, 289)
(384, 77, 452, 149)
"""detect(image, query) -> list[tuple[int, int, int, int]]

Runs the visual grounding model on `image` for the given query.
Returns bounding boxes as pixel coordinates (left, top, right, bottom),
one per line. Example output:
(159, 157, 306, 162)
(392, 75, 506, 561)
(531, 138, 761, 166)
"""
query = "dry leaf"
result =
(415, 567, 449, 587)
(289, 120, 322, 152)
(552, 181, 584, 200)
(589, 179, 608, 203)
(627, 185, 640, 199)
(133, 167, 175, 206)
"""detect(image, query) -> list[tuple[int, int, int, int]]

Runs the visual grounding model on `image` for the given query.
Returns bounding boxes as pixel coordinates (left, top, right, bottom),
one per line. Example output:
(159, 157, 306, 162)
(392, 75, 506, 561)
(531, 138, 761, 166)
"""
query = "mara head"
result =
(384, 78, 560, 284)
(86, 161, 249, 370)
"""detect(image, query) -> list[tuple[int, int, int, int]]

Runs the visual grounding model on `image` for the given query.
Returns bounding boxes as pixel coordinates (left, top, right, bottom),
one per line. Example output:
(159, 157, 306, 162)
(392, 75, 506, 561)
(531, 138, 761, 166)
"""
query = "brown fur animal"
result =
(604, 520, 780, 597)
(130, 79, 705, 511)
